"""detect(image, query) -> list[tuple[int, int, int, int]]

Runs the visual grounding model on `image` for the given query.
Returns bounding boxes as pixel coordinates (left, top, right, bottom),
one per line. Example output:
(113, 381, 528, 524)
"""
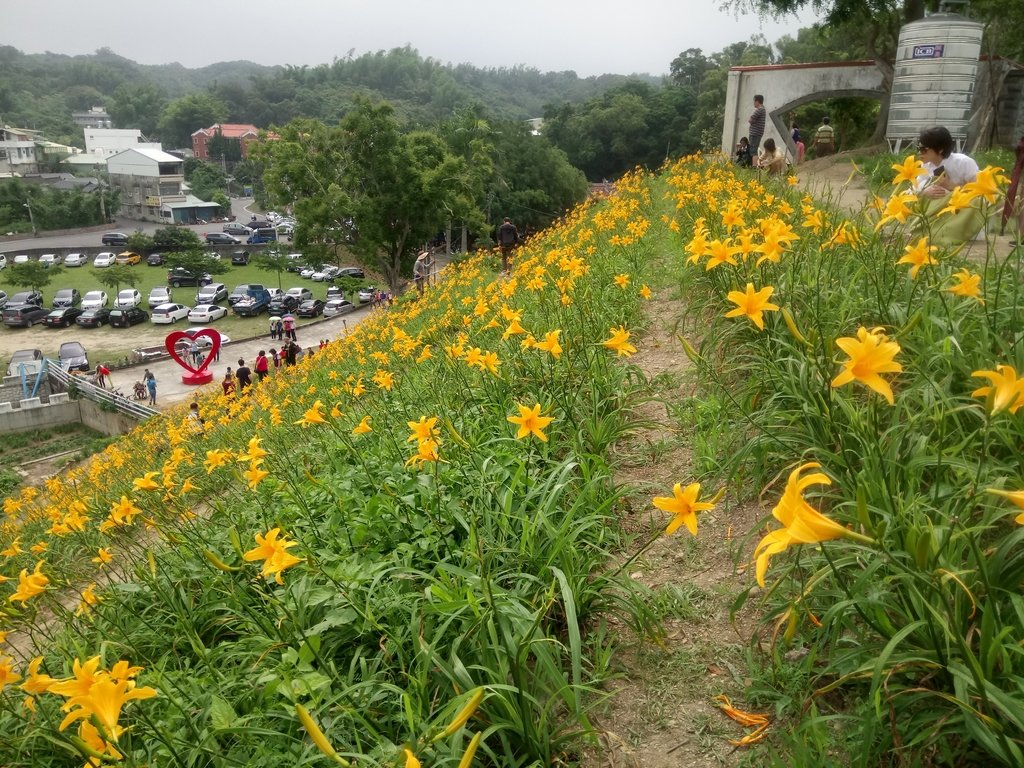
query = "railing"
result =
(46, 359, 159, 421)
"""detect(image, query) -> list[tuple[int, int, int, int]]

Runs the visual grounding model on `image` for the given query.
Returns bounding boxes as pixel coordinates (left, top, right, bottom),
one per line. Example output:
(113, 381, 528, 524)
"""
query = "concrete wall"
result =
(722, 61, 888, 158)
(0, 397, 143, 436)
(0, 374, 54, 407)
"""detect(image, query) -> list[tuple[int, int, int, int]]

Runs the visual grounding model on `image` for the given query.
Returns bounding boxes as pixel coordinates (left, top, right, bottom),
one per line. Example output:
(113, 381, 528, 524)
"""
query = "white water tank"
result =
(886, 12, 983, 152)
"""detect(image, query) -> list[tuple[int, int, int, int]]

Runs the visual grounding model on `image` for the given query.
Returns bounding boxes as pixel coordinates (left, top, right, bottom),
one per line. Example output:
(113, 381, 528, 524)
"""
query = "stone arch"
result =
(772, 88, 887, 155)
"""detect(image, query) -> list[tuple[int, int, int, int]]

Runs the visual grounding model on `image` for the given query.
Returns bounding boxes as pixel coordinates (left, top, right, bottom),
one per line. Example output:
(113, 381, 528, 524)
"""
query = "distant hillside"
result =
(0, 44, 659, 147)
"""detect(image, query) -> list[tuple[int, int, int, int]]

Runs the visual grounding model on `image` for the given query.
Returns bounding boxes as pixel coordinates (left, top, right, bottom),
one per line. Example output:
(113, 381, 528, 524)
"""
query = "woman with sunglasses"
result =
(914, 126, 979, 199)
(911, 125, 985, 244)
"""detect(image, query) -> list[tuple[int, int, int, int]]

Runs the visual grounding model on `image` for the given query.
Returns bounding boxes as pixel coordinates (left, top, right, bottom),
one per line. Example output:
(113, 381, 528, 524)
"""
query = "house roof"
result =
(192, 123, 260, 139)
(110, 148, 183, 163)
(164, 194, 218, 209)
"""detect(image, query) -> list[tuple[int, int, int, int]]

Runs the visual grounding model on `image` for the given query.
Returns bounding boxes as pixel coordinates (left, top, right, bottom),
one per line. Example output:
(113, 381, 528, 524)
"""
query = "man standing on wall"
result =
(497, 217, 519, 274)
(748, 95, 766, 156)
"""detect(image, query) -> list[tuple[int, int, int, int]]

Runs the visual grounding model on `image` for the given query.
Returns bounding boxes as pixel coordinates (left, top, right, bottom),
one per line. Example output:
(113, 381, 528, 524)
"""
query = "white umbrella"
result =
(268, 315, 282, 323)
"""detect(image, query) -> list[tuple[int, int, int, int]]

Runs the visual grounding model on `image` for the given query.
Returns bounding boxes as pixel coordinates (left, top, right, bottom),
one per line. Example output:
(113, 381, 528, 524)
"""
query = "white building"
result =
(107, 148, 217, 223)
(0, 126, 40, 176)
(85, 128, 161, 159)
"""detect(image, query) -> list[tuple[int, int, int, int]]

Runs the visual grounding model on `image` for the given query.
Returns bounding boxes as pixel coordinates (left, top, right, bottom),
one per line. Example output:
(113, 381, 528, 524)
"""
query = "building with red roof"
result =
(191, 123, 266, 160)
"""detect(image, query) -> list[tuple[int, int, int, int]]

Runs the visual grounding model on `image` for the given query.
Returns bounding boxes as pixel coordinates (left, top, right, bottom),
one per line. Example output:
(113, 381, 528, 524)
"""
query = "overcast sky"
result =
(4, 0, 820, 77)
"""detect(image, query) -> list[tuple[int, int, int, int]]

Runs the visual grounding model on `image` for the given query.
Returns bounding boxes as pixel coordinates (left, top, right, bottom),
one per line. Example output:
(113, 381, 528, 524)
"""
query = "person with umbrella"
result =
(268, 315, 282, 340)
(283, 314, 296, 341)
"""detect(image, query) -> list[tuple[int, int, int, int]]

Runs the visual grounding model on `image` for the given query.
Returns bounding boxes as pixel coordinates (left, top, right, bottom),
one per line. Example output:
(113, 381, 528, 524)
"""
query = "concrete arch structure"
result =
(721, 61, 888, 158)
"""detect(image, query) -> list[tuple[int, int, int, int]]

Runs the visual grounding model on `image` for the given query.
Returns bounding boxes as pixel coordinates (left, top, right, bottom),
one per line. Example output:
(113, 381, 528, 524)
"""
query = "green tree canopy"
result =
(165, 249, 230, 279)
(157, 93, 227, 149)
(3, 262, 62, 293)
(109, 82, 166, 137)
(152, 227, 202, 251)
(257, 97, 482, 291)
(91, 265, 140, 295)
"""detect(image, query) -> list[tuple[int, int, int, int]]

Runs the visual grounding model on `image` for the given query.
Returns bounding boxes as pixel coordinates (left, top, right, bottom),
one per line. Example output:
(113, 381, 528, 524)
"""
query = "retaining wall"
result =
(0, 393, 143, 437)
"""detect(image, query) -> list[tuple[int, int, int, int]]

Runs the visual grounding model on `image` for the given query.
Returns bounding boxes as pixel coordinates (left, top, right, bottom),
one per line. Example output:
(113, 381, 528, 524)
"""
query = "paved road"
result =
(109, 304, 373, 410)
(1, 198, 265, 253)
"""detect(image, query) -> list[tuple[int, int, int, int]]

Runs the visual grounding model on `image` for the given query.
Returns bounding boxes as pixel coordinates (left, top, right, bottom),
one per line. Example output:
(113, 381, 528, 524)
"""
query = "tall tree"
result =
(3, 262, 62, 294)
(91, 265, 140, 295)
(156, 93, 227, 149)
(257, 98, 482, 291)
(109, 83, 166, 137)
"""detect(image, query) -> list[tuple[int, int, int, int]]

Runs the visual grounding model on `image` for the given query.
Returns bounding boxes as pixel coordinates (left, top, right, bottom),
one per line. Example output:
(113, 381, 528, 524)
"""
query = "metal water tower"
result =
(885, 11, 984, 152)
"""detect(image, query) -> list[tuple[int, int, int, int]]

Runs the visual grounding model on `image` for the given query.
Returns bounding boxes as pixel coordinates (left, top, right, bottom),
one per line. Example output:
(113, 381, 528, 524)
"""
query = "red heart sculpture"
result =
(165, 329, 222, 384)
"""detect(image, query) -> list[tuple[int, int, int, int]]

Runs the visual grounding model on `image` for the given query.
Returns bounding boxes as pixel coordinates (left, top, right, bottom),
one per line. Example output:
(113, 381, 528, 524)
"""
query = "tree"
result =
(253, 250, 292, 291)
(156, 93, 227, 149)
(165, 249, 230, 279)
(127, 232, 154, 254)
(152, 227, 202, 251)
(257, 98, 482, 292)
(184, 160, 228, 203)
(4, 262, 62, 294)
(109, 83, 166, 138)
(91, 265, 140, 295)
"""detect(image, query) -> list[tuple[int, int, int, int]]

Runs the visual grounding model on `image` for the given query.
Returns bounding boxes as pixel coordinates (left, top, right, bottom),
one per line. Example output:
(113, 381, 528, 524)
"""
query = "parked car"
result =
(268, 294, 299, 314)
(205, 232, 240, 245)
(43, 307, 84, 328)
(357, 286, 376, 304)
(286, 287, 314, 302)
(151, 303, 190, 324)
(0, 290, 7, 309)
(229, 284, 268, 306)
(146, 252, 165, 266)
(101, 232, 129, 246)
(6, 290, 43, 309)
(38, 253, 61, 267)
(52, 288, 82, 308)
(64, 252, 88, 267)
(58, 341, 89, 372)
(94, 252, 116, 268)
(233, 287, 272, 317)
(75, 308, 111, 328)
(323, 298, 356, 317)
(109, 307, 150, 328)
(6, 349, 43, 376)
(299, 266, 317, 279)
(195, 283, 228, 305)
(148, 286, 173, 308)
(173, 328, 231, 355)
(114, 289, 142, 309)
(168, 267, 212, 288)
(81, 291, 109, 310)
(230, 250, 250, 265)
(223, 222, 251, 236)
(115, 251, 141, 265)
(336, 266, 365, 279)
(2, 305, 49, 328)
(188, 304, 228, 323)
(0, 254, 6, 270)
(13, 254, 30, 264)
(296, 299, 326, 318)
(312, 266, 339, 282)
(326, 285, 345, 301)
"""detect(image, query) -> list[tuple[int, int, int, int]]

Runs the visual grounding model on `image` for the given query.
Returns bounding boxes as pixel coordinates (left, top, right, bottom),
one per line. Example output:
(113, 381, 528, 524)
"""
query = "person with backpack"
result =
(497, 217, 519, 273)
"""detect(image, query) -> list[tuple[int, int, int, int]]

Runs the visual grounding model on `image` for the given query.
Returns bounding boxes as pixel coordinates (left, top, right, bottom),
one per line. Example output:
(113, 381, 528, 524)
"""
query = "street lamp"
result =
(24, 198, 36, 237)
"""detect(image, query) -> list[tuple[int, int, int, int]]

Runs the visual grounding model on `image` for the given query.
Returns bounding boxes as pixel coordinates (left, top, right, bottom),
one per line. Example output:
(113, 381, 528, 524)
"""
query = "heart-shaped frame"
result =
(165, 329, 222, 379)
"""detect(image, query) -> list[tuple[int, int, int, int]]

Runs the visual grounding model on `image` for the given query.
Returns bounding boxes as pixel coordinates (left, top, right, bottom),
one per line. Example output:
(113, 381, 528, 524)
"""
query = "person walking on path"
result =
(145, 371, 157, 406)
(497, 217, 519, 273)
(413, 250, 433, 295)
(189, 340, 201, 367)
(254, 350, 269, 382)
(285, 340, 299, 367)
(235, 358, 252, 391)
(813, 117, 836, 157)
(748, 95, 766, 155)
(283, 315, 296, 342)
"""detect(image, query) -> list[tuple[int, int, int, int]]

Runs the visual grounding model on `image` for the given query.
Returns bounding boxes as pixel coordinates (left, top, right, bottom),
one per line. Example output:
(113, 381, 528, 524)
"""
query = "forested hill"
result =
(0, 44, 658, 147)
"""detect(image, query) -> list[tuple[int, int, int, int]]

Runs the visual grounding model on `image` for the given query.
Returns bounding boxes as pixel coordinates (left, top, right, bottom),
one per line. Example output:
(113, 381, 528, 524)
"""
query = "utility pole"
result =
(24, 197, 36, 236)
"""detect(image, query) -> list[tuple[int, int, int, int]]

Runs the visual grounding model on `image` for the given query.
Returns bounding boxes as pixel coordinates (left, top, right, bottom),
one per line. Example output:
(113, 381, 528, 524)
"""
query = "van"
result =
(247, 227, 278, 244)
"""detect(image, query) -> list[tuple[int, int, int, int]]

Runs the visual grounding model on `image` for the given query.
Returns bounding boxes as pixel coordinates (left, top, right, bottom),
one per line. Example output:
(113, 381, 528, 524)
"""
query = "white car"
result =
(14, 254, 30, 264)
(286, 287, 313, 302)
(312, 266, 338, 282)
(151, 303, 190, 324)
(64, 253, 87, 267)
(93, 252, 116, 268)
(0, 254, 6, 269)
(300, 267, 317, 279)
(38, 253, 60, 267)
(148, 286, 173, 308)
(324, 299, 355, 317)
(114, 289, 142, 309)
(357, 286, 376, 304)
(81, 290, 109, 310)
(188, 304, 227, 323)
